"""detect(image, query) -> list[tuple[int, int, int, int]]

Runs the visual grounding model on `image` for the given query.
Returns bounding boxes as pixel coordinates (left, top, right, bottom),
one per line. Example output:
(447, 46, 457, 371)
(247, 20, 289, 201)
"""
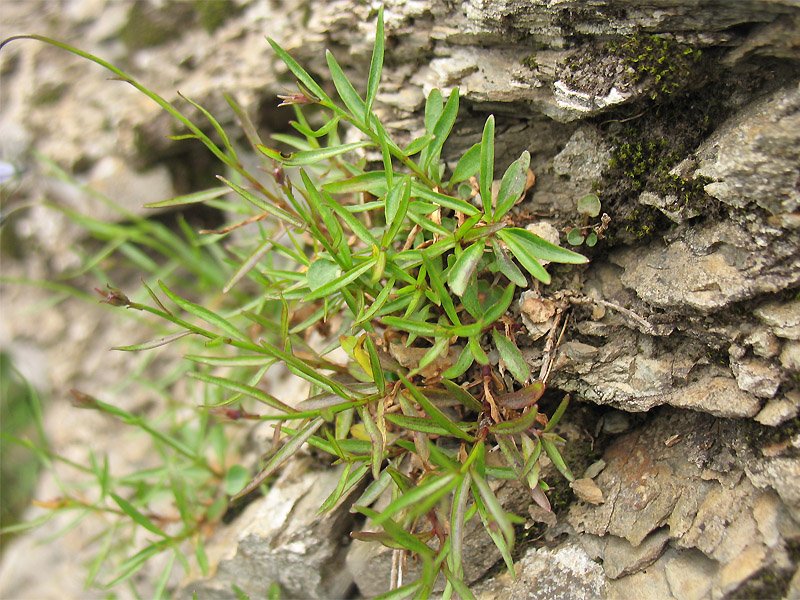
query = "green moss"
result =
(609, 127, 712, 206)
(731, 561, 796, 599)
(608, 32, 702, 100)
(520, 54, 538, 70)
(32, 82, 67, 106)
(119, 1, 195, 51)
(194, 0, 239, 33)
(0, 354, 42, 548)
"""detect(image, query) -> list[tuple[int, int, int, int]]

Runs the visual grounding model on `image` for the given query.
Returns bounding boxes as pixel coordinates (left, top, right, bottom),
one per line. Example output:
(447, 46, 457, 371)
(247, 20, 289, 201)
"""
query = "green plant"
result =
(607, 32, 702, 100)
(566, 193, 608, 247)
(0, 154, 248, 596)
(1, 7, 589, 597)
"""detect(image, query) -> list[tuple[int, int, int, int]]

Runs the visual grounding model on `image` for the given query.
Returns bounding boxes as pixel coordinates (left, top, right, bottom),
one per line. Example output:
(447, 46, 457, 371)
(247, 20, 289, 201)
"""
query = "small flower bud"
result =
(70, 389, 99, 409)
(94, 284, 130, 307)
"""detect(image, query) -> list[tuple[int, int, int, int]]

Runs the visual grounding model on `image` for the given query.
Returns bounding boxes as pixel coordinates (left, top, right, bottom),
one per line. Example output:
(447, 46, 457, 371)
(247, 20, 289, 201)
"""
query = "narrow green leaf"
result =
(404, 134, 435, 156)
(159, 281, 248, 342)
(233, 417, 325, 500)
(410, 182, 479, 215)
(441, 344, 475, 379)
(520, 434, 542, 482)
(543, 394, 570, 432)
(303, 258, 376, 302)
(178, 92, 238, 163)
(448, 143, 481, 188)
(113, 330, 193, 352)
(224, 236, 274, 293)
(373, 581, 422, 600)
(541, 435, 574, 481)
(291, 114, 341, 139)
(499, 227, 589, 264)
(407, 211, 452, 237)
(355, 276, 396, 325)
(195, 538, 210, 577)
(497, 229, 550, 284)
(448, 240, 485, 297)
(356, 506, 435, 558)
(493, 151, 531, 222)
(85, 526, 116, 587)
(352, 467, 393, 510)
(400, 376, 476, 442)
(442, 565, 477, 600)
(441, 320, 480, 338)
(422, 252, 460, 325)
(359, 405, 385, 480)
(384, 413, 474, 436)
(490, 237, 527, 286)
(325, 191, 380, 245)
(454, 212, 484, 242)
(449, 472, 472, 580)
(218, 175, 304, 229)
(462, 222, 506, 243)
(424, 89, 444, 134)
(189, 372, 297, 414)
(469, 335, 489, 365)
(383, 176, 411, 246)
(489, 405, 538, 435)
(382, 316, 441, 337)
(491, 329, 530, 384)
(496, 435, 524, 476)
(364, 334, 386, 396)
(104, 542, 167, 588)
(371, 472, 458, 527)
(440, 379, 483, 411)
(470, 469, 514, 547)
(324, 171, 387, 195)
(110, 493, 168, 538)
(423, 88, 459, 176)
(326, 50, 367, 121)
(144, 186, 229, 209)
(480, 115, 495, 216)
(364, 7, 385, 124)
(319, 462, 370, 514)
(483, 282, 516, 325)
(267, 38, 332, 104)
(261, 141, 372, 166)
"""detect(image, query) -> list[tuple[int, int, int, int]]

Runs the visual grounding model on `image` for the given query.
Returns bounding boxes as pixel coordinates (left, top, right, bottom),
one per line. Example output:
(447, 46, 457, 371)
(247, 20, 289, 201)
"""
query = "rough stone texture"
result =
(612, 218, 800, 314)
(180, 460, 356, 600)
(2, 1, 800, 599)
(696, 81, 800, 216)
(473, 542, 607, 600)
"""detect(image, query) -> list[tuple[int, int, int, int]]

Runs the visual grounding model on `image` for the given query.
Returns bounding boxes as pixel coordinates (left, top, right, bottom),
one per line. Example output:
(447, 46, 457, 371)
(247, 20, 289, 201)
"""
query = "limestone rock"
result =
(781, 341, 800, 371)
(180, 460, 356, 600)
(756, 300, 800, 340)
(663, 548, 717, 600)
(696, 82, 800, 216)
(730, 355, 783, 398)
(755, 391, 800, 426)
(612, 220, 800, 313)
(473, 542, 607, 600)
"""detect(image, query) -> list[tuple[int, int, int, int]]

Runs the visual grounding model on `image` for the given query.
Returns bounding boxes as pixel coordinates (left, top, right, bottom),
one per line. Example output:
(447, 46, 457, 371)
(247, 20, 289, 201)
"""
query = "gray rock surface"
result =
(180, 460, 355, 600)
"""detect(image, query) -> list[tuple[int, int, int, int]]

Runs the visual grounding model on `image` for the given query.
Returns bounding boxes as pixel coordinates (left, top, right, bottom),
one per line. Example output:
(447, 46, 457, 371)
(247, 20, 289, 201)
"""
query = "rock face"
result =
(1, 1, 799, 599)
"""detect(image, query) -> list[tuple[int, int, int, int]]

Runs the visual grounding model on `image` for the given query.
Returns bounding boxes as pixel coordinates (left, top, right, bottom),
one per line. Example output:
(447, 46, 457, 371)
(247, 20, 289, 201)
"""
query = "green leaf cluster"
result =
(0, 7, 589, 597)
